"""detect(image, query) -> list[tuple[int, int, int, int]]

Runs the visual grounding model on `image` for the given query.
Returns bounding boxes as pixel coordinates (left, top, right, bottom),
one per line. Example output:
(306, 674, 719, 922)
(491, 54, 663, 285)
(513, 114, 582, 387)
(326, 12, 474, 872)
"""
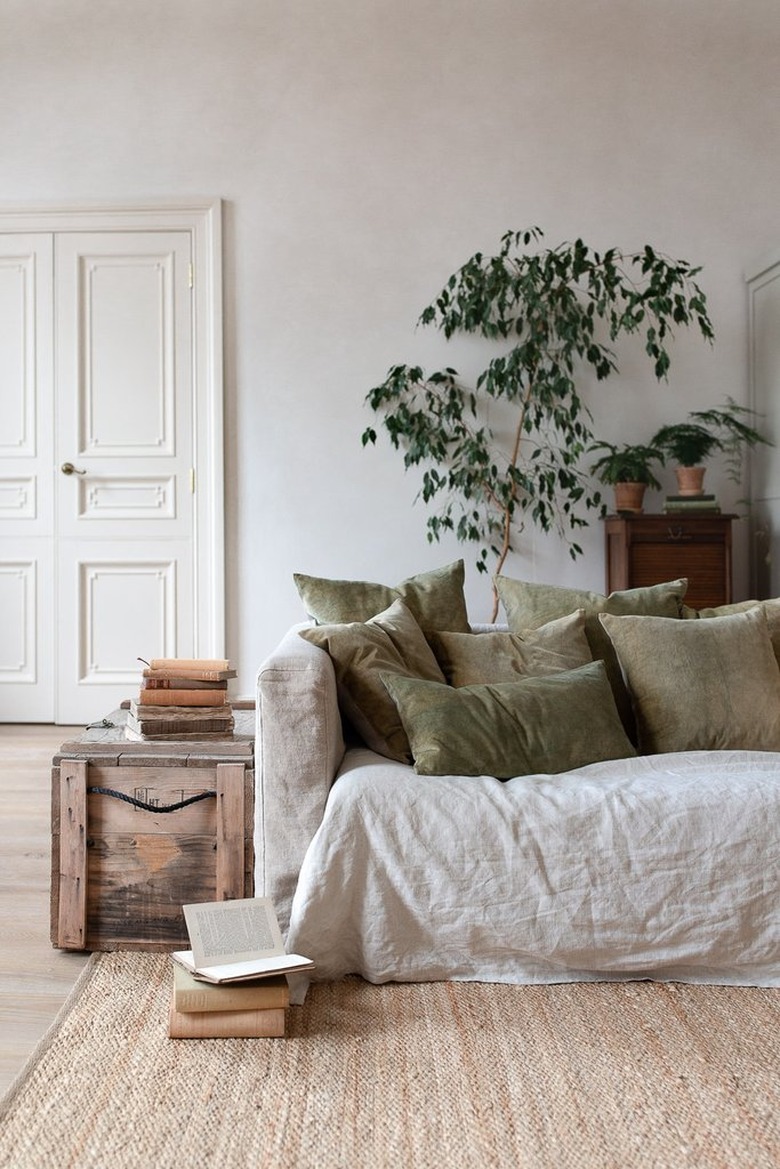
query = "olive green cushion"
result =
(427, 610, 591, 687)
(298, 599, 446, 763)
(682, 597, 780, 669)
(382, 661, 636, 778)
(599, 607, 780, 755)
(495, 575, 689, 737)
(294, 560, 469, 633)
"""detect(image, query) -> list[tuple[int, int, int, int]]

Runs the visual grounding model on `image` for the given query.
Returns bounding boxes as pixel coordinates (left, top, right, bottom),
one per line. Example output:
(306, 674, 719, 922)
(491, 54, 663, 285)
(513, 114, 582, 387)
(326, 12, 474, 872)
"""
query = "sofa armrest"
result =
(254, 624, 345, 936)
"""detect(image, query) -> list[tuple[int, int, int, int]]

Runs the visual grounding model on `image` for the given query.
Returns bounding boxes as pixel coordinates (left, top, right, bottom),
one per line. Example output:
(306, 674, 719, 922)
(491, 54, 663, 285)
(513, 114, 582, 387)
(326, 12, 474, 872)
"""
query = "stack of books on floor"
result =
(168, 898, 314, 1039)
(127, 657, 237, 740)
(168, 964, 290, 1038)
(663, 493, 721, 514)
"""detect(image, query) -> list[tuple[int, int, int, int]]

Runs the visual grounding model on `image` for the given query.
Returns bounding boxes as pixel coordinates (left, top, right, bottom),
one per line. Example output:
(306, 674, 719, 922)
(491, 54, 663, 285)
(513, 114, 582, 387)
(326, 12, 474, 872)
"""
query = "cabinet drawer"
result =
(622, 518, 729, 545)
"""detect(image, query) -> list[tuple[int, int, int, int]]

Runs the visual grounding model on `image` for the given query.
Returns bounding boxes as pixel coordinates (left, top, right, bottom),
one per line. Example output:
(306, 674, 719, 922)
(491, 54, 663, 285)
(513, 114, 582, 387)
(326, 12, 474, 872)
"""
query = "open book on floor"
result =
(172, 897, 314, 984)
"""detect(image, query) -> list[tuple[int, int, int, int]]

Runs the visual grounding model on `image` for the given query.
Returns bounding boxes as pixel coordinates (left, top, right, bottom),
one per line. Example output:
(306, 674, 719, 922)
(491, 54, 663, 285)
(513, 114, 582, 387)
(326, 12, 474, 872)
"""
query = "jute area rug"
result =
(0, 954, 778, 1169)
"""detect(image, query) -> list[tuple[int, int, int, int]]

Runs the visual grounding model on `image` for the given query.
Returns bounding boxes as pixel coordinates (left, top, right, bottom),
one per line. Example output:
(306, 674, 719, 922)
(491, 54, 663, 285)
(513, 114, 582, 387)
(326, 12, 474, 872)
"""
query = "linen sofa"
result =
(255, 562, 780, 1000)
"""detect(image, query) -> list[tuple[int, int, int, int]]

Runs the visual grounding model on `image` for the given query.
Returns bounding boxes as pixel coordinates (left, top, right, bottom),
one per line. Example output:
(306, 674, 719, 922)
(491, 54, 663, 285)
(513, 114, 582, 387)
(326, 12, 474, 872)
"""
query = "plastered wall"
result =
(3, 0, 779, 693)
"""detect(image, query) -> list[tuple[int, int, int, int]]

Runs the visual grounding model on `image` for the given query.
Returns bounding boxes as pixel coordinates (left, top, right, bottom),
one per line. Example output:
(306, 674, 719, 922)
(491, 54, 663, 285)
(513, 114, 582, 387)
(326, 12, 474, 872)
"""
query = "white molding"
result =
(0, 199, 222, 234)
(0, 559, 36, 679)
(745, 246, 780, 285)
(745, 250, 780, 416)
(745, 247, 780, 599)
(191, 201, 225, 658)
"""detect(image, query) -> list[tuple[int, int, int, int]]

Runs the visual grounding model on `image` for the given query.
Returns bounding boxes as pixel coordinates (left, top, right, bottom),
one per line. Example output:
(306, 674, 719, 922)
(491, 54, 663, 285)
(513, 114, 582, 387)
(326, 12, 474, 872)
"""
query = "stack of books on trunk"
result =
(127, 657, 237, 740)
(663, 493, 721, 514)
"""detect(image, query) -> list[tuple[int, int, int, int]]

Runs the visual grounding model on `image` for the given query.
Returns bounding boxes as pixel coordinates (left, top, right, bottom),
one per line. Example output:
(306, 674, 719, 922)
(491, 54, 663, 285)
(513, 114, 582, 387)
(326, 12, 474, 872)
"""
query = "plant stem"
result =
(488, 385, 533, 620)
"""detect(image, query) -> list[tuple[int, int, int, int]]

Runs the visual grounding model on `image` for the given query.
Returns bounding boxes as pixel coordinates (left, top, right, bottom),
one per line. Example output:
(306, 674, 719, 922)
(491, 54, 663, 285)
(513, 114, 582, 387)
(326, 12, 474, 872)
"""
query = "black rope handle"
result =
(87, 786, 216, 813)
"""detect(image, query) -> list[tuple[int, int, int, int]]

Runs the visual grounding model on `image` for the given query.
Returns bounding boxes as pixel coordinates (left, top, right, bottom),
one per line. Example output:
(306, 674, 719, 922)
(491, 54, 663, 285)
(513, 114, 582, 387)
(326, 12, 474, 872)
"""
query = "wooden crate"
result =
(50, 710, 254, 951)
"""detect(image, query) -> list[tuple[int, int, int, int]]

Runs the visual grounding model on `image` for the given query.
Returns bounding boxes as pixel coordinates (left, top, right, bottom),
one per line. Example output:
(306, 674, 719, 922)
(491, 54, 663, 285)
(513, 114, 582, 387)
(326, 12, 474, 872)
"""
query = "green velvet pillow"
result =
(427, 610, 591, 687)
(294, 560, 470, 633)
(494, 575, 689, 738)
(298, 599, 446, 763)
(382, 661, 636, 778)
(682, 597, 780, 669)
(599, 606, 780, 754)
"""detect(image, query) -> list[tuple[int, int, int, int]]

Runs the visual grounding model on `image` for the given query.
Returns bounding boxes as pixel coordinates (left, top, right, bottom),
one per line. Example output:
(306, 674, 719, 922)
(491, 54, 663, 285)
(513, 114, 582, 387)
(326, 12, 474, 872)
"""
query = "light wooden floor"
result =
(0, 724, 91, 1097)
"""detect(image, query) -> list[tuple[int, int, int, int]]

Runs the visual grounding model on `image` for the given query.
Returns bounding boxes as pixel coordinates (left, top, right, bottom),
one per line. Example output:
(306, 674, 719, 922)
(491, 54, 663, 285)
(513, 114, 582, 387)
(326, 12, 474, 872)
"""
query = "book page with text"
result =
(183, 898, 285, 968)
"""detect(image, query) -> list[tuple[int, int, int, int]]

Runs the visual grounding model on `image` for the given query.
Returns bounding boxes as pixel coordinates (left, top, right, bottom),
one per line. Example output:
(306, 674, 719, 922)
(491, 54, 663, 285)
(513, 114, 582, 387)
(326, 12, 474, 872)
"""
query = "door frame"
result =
(746, 246, 780, 599)
(0, 200, 225, 710)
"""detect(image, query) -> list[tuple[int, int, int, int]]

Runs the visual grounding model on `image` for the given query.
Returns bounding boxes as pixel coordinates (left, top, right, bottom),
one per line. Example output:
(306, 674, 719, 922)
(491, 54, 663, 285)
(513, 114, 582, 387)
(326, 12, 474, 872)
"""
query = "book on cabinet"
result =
(143, 666, 236, 681)
(134, 688, 230, 707)
(148, 657, 232, 671)
(126, 703, 235, 741)
(143, 678, 228, 691)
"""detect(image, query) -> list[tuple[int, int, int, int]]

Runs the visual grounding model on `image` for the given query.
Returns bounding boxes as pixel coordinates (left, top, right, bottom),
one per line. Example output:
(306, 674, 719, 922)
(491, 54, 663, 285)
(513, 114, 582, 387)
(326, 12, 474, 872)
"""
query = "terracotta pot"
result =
(674, 465, 706, 496)
(614, 482, 647, 514)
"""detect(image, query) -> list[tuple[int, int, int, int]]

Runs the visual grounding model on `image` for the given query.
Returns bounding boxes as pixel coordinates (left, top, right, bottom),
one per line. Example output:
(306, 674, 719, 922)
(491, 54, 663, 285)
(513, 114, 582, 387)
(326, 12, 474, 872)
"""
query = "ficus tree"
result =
(362, 228, 715, 619)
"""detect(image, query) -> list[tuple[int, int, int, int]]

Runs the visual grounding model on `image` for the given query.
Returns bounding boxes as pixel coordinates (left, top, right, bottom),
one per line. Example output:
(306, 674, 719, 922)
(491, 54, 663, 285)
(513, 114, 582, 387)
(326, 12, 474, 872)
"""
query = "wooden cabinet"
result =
(603, 514, 736, 610)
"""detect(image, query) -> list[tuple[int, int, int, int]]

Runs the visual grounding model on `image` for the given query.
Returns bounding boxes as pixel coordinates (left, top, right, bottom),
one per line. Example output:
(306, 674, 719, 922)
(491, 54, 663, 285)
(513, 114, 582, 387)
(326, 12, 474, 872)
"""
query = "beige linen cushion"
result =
(382, 661, 636, 778)
(599, 606, 780, 754)
(427, 610, 591, 687)
(682, 597, 780, 669)
(294, 560, 470, 633)
(298, 599, 446, 763)
(495, 576, 688, 737)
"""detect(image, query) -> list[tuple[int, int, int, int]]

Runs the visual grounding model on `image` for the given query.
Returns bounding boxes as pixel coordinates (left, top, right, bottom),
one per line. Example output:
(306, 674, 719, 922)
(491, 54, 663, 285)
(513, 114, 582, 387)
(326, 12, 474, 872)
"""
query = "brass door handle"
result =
(61, 462, 87, 476)
(666, 526, 693, 542)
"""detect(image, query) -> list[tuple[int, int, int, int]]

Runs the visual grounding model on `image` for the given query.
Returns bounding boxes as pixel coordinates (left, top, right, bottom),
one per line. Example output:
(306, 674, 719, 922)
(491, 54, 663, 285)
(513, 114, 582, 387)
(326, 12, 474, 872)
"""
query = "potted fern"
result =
(652, 400, 769, 495)
(588, 442, 664, 513)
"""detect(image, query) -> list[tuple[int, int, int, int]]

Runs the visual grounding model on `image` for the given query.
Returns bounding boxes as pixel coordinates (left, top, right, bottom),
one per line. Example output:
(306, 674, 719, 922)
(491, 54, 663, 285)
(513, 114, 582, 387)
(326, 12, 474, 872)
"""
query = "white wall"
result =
(3, 0, 779, 694)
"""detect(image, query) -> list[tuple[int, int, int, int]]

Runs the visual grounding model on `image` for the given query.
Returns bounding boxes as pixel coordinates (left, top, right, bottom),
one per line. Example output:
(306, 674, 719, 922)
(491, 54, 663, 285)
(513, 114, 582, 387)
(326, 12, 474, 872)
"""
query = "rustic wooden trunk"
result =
(50, 710, 255, 951)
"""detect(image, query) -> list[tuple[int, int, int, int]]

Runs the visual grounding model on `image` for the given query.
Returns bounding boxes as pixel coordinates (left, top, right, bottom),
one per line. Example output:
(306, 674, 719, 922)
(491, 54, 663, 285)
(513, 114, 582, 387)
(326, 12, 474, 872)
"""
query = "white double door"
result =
(0, 205, 224, 723)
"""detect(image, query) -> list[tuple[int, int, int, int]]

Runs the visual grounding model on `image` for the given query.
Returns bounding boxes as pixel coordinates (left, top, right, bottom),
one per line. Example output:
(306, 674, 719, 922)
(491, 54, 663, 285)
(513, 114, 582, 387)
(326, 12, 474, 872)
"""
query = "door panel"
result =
(74, 474, 178, 521)
(57, 542, 190, 719)
(0, 540, 55, 720)
(0, 560, 36, 680)
(82, 257, 175, 451)
(0, 236, 54, 719)
(55, 232, 194, 721)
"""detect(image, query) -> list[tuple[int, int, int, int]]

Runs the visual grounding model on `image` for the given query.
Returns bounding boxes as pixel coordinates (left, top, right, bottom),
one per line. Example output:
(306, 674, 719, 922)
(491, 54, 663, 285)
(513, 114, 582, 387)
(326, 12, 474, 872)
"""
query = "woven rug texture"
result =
(0, 952, 778, 1169)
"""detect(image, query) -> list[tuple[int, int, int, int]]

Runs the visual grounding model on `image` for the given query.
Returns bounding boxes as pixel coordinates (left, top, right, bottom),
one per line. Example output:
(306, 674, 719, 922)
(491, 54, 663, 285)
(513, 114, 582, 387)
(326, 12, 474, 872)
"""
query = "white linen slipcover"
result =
(285, 747, 780, 1001)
